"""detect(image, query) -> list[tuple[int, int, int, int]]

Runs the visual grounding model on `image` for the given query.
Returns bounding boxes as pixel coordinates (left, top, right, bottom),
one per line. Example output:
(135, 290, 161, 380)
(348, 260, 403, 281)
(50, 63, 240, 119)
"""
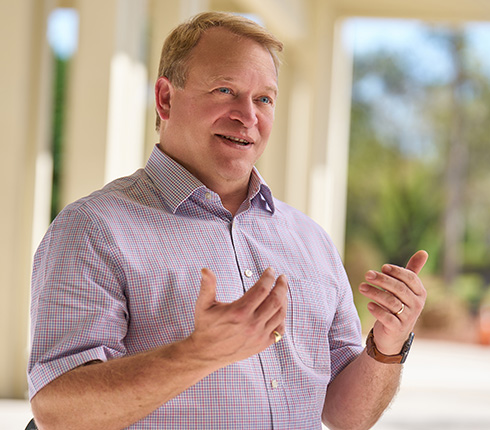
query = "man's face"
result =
(157, 28, 278, 192)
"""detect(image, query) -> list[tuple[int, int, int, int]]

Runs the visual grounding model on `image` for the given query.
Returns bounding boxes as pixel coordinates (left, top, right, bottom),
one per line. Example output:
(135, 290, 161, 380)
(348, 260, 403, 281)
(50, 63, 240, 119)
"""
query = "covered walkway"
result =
(2, 0, 490, 406)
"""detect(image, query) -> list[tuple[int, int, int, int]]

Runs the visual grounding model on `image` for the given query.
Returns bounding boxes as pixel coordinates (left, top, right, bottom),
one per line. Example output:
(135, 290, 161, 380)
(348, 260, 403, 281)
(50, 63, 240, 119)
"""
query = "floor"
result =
(1, 399, 32, 430)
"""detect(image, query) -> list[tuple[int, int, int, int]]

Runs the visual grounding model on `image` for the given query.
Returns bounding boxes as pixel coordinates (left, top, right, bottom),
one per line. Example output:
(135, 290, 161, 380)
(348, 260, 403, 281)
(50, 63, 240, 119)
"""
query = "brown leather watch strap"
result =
(365, 328, 414, 364)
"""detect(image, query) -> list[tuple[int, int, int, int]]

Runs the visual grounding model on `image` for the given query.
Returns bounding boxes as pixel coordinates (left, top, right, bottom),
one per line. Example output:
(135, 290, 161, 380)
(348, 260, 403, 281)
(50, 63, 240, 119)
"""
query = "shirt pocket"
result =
(287, 278, 336, 371)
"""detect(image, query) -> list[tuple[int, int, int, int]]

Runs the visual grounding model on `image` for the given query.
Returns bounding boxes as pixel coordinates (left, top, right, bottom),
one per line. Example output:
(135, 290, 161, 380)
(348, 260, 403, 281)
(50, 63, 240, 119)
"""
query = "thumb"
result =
(405, 250, 429, 275)
(197, 268, 217, 309)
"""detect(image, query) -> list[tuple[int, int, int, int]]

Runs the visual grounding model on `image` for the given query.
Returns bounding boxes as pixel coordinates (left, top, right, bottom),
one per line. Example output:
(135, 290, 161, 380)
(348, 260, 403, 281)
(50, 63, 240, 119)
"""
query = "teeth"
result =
(221, 135, 250, 145)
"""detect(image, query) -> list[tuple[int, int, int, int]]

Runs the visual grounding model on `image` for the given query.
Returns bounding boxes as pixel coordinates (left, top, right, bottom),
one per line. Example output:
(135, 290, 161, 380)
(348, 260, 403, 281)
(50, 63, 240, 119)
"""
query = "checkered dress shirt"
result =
(28, 145, 363, 429)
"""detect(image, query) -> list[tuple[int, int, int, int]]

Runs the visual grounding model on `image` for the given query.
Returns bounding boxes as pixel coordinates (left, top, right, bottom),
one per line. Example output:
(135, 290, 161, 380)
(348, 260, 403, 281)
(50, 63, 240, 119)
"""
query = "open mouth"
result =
(216, 134, 252, 146)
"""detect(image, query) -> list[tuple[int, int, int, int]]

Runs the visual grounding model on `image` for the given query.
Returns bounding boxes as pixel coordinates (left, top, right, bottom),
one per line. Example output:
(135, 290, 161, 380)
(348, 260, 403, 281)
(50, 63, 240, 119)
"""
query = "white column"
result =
(105, 0, 148, 183)
(62, 0, 148, 207)
(0, 0, 54, 398)
(284, 75, 312, 214)
(309, 12, 353, 258)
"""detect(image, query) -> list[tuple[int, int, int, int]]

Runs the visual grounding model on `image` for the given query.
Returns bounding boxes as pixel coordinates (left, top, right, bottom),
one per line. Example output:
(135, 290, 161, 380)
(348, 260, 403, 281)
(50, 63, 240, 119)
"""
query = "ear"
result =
(155, 77, 173, 121)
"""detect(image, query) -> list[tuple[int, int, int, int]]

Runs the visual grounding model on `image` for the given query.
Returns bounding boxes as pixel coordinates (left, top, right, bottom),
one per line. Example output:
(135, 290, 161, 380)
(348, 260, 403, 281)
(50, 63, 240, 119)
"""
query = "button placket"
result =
(257, 347, 287, 427)
(229, 212, 289, 427)
(230, 217, 256, 290)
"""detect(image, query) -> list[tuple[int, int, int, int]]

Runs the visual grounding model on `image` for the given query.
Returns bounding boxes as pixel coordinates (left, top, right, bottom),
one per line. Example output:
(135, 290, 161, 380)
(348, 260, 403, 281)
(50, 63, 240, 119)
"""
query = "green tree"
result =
(346, 24, 490, 292)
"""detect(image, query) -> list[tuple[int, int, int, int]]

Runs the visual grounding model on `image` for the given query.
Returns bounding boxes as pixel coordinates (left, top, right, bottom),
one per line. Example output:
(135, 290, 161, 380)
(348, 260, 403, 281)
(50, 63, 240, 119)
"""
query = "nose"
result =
(229, 96, 258, 128)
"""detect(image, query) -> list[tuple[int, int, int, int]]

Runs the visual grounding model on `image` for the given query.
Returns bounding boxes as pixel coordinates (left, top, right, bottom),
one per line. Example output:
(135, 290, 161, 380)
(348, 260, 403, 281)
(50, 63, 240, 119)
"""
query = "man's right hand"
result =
(31, 268, 288, 430)
(189, 267, 288, 368)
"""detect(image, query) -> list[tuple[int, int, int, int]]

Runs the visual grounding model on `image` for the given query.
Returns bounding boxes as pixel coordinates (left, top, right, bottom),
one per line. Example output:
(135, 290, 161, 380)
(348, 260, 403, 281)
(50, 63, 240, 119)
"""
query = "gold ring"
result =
(396, 303, 405, 315)
(273, 330, 282, 343)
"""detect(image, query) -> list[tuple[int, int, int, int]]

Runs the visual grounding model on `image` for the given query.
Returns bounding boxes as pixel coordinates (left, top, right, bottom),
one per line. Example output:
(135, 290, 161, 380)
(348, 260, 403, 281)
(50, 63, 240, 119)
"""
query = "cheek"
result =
(259, 112, 274, 138)
(181, 105, 219, 135)
(200, 104, 228, 126)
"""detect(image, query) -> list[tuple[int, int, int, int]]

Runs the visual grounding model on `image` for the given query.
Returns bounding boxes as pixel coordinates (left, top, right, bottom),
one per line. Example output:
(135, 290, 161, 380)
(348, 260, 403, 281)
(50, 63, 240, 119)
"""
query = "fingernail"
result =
(201, 268, 210, 279)
(265, 267, 275, 276)
(365, 270, 376, 280)
(382, 264, 392, 273)
(277, 274, 288, 283)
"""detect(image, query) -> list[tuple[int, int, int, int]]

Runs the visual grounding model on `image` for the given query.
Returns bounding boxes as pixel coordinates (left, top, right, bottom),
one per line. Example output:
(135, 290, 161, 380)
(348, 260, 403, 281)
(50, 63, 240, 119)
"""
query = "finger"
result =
(266, 305, 287, 345)
(196, 268, 217, 310)
(405, 250, 429, 274)
(359, 281, 405, 315)
(234, 267, 276, 312)
(379, 250, 428, 284)
(255, 274, 288, 321)
(364, 270, 407, 300)
(379, 264, 426, 298)
(265, 307, 287, 335)
(367, 301, 400, 327)
(270, 325, 285, 344)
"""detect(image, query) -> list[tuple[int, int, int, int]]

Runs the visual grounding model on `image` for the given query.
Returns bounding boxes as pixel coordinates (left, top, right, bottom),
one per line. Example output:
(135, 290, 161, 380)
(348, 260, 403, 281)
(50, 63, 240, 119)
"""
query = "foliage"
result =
(345, 23, 490, 317)
(50, 56, 69, 221)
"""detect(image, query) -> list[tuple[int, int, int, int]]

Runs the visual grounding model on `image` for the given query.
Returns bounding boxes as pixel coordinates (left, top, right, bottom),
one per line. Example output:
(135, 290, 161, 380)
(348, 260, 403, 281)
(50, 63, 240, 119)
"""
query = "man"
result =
(28, 12, 428, 430)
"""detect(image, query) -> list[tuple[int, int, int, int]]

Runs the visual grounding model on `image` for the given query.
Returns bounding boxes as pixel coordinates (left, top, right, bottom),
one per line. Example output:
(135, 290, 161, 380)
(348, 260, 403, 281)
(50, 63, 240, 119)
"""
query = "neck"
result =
(192, 168, 252, 216)
(218, 186, 249, 216)
(201, 175, 249, 216)
(156, 143, 251, 216)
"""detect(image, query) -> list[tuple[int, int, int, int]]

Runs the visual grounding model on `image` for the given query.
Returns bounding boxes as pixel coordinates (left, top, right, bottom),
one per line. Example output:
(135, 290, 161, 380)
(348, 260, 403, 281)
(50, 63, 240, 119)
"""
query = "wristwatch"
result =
(366, 328, 414, 364)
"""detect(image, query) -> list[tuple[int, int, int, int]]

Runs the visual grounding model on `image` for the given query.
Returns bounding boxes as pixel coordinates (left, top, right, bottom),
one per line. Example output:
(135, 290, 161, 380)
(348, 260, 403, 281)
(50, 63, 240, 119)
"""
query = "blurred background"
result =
(1, 0, 489, 429)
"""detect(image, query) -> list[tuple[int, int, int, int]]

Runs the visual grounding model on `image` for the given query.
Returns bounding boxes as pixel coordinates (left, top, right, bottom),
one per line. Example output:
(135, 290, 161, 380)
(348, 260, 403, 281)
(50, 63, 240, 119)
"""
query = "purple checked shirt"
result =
(28, 145, 363, 429)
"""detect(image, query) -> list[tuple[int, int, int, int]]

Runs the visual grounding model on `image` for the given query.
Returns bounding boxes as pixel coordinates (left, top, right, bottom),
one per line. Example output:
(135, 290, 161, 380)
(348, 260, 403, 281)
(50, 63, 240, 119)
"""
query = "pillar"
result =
(61, 0, 148, 207)
(0, 0, 55, 398)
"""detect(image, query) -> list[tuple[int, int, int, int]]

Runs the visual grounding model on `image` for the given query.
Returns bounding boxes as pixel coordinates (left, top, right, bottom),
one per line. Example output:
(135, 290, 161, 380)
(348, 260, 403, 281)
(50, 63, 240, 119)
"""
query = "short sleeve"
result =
(28, 206, 128, 400)
(327, 251, 364, 381)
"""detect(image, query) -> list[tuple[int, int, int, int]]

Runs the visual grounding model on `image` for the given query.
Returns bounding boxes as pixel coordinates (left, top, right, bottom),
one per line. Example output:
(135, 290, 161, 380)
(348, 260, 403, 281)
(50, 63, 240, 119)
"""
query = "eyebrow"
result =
(209, 76, 278, 96)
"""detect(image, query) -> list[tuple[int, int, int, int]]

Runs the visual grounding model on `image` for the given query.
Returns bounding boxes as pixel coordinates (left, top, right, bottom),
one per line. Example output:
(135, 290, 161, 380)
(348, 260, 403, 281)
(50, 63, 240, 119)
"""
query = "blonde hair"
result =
(155, 11, 283, 131)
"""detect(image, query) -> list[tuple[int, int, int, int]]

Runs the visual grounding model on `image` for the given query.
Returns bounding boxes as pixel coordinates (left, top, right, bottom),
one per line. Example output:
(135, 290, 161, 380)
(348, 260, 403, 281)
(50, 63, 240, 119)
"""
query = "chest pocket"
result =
(287, 278, 336, 370)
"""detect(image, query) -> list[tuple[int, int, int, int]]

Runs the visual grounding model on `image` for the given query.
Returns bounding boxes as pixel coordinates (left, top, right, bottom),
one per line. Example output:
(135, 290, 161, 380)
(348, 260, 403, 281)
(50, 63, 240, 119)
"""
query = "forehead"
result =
(185, 28, 278, 89)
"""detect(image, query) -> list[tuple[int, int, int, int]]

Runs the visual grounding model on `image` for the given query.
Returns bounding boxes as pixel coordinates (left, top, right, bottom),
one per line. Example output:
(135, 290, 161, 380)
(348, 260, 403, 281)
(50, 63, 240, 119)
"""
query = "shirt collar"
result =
(248, 167, 275, 214)
(145, 145, 275, 214)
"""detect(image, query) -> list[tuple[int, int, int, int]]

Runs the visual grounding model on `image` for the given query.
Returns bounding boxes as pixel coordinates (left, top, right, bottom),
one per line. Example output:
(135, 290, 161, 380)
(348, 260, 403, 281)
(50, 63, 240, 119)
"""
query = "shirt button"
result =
(271, 379, 279, 389)
(244, 269, 253, 278)
(204, 192, 212, 200)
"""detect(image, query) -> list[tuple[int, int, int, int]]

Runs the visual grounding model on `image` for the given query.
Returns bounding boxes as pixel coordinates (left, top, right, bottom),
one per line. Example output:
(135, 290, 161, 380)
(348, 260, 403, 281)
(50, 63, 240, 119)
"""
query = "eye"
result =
(217, 87, 232, 94)
(258, 96, 273, 105)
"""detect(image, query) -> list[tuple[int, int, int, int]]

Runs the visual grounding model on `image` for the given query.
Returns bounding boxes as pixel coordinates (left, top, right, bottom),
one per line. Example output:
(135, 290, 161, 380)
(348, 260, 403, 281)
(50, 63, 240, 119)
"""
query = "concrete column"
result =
(105, 0, 148, 184)
(61, 0, 148, 207)
(283, 73, 313, 214)
(322, 18, 353, 257)
(308, 5, 353, 257)
(60, 0, 115, 206)
(0, 0, 55, 398)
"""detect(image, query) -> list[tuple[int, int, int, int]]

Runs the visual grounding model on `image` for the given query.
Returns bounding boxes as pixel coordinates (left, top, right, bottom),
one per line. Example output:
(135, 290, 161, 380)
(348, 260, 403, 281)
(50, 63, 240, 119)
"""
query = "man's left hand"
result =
(359, 250, 429, 355)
